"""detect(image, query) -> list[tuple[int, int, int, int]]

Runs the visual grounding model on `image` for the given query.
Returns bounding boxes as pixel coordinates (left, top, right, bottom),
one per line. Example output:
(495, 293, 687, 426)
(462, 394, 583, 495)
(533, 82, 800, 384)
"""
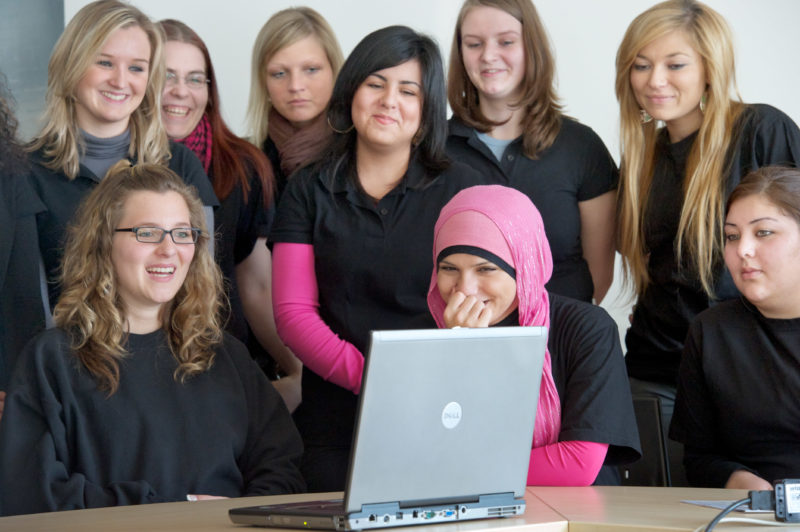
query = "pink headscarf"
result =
(427, 185, 561, 448)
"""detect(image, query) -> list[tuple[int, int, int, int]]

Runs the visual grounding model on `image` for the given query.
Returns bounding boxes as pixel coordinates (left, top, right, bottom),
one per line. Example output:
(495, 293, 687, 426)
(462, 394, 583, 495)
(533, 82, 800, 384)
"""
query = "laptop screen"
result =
(344, 326, 546, 513)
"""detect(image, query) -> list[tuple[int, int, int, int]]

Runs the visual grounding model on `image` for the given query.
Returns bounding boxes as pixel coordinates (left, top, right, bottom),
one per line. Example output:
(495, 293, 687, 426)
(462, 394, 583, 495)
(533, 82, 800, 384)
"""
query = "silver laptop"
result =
(230, 326, 546, 530)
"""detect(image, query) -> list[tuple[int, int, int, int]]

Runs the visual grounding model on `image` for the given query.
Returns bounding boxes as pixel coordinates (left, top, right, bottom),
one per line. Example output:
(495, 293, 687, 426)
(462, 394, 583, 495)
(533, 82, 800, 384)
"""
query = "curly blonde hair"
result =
(28, 0, 169, 179)
(616, 0, 743, 297)
(54, 161, 224, 395)
(246, 6, 343, 148)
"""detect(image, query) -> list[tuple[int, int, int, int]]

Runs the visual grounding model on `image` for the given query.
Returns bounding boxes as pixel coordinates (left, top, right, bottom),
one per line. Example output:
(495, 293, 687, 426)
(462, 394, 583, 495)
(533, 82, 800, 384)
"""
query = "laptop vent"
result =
(487, 505, 519, 517)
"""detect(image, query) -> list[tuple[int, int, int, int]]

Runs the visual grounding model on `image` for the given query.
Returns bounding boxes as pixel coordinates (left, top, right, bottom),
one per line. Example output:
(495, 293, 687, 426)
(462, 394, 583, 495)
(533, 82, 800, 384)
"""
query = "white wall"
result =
(64, 0, 800, 341)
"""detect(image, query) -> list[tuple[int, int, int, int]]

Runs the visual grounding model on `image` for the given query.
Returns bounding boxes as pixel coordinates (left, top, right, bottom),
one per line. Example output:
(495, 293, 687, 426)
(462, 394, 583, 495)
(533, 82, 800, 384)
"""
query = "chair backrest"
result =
(619, 394, 671, 486)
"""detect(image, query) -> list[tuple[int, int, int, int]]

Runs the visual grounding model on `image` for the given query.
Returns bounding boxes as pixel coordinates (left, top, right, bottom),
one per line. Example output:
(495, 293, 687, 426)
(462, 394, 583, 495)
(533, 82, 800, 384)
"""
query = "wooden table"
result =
(0, 487, 782, 531)
(530, 486, 779, 532)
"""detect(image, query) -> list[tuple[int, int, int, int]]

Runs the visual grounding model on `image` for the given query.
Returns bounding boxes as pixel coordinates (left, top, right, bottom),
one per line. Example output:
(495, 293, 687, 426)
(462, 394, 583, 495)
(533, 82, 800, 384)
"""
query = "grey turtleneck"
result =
(80, 129, 131, 179)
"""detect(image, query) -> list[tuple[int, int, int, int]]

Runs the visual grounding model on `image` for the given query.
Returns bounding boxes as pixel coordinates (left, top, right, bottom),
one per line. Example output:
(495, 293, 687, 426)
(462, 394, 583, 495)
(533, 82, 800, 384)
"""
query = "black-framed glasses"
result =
(165, 71, 210, 90)
(115, 226, 201, 244)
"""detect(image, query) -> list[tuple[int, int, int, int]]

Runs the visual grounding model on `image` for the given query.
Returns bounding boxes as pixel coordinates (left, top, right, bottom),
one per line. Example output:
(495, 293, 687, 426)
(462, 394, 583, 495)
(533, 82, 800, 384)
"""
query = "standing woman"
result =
(247, 7, 343, 199)
(158, 19, 301, 411)
(0, 73, 45, 416)
(447, 0, 618, 304)
(270, 26, 482, 491)
(26, 0, 217, 310)
(616, 0, 800, 483)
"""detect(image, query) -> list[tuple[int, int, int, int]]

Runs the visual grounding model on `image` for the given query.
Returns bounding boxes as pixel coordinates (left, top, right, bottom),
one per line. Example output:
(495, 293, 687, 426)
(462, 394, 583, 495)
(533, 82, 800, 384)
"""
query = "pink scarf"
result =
(427, 185, 562, 448)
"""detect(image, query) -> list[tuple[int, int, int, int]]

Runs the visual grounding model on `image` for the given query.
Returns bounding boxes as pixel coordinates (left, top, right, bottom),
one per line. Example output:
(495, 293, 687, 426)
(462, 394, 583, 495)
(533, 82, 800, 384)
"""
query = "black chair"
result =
(620, 394, 671, 486)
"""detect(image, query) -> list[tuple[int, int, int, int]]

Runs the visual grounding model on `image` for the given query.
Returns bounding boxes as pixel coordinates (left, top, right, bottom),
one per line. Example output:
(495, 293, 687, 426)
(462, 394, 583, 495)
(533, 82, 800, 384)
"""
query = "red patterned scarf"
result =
(267, 108, 330, 175)
(177, 113, 213, 173)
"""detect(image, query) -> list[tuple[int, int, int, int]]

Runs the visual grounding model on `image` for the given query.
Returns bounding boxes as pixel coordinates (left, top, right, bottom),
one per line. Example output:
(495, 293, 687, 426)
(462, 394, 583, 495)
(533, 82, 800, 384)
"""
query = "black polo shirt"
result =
(29, 141, 218, 305)
(446, 117, 618, 302)
(270, 156, 483, 447)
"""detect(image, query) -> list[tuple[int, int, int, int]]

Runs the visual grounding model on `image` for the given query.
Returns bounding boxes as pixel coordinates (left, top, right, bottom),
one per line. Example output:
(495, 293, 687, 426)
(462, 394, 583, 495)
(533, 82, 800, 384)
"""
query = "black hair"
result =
(0, 72, 28, 177)
(323, 25, 449, 185)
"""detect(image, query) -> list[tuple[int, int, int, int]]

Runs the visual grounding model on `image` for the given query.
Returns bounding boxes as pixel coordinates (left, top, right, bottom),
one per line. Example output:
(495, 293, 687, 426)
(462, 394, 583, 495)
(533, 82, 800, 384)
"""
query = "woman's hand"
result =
(272, 372, 302, 413)
(443, 292, 493, 328)
(725, 470, 773, 490)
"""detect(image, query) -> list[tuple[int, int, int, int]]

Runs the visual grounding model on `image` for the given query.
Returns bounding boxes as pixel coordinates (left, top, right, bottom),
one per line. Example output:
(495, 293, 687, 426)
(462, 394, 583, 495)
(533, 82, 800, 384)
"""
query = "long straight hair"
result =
(28, 0, 169, 178)
(448, 0, 562, 159)
(159, 19, 274, 205)
(615, 0, 742, 297)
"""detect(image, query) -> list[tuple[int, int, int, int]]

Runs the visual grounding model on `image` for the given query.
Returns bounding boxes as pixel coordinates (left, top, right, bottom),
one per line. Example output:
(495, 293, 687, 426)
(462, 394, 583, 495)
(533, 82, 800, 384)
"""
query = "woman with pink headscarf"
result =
(428, 185, 640, 485)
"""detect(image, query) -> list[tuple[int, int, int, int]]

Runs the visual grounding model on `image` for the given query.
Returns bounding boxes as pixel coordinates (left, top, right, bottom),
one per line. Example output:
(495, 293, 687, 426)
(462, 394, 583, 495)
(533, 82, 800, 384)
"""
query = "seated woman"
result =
(427, 184, 641, 485)
(0, 162, 304, 516)
(671, 165, 800, 489)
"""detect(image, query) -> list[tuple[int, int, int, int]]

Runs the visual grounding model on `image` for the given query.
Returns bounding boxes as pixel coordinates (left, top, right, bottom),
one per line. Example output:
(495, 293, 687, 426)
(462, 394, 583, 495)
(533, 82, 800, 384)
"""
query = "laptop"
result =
(230, 326, 546, 530)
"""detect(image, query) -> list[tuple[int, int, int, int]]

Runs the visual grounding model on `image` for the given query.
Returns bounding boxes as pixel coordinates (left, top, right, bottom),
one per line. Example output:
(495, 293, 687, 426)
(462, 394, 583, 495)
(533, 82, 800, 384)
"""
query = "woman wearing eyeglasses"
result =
(26, 1, 217, 314)
(0, 162, 304, 516)
(158, 19, 301, 410)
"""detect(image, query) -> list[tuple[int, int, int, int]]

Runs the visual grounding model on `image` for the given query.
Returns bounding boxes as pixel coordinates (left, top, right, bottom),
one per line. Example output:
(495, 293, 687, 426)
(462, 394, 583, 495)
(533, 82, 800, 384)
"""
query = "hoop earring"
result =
(699, 92, 707, 114)
(639, 109, 653, 124)
(327, 116, 354, 134)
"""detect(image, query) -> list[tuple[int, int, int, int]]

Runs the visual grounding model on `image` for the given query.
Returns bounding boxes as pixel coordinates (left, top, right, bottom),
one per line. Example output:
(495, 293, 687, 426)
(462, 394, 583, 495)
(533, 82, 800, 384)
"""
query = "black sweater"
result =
(0, 328, 305, 516)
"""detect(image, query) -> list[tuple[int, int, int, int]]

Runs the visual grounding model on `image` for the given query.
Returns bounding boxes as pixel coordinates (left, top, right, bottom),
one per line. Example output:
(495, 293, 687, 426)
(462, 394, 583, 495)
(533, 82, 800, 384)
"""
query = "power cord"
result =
(699, 479, 800, 532)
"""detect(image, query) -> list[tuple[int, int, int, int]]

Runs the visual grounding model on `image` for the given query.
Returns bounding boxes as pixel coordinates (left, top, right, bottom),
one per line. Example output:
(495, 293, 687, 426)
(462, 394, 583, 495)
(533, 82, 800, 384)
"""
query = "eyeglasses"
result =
(115, 226, 201, 244)
(165, 71, 210, 90)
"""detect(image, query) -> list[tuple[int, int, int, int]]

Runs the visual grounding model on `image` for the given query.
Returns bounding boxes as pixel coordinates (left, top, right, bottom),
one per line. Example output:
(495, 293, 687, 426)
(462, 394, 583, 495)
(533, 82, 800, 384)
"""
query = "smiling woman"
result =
(158, 19, 301, 410)
(269, 25, 483, 491)
(670, 166, 800, 490)
(427, 185, 641, 486)
(25, 0, 217, 315)
(0, 162, 304, 516)
(447, 0, 619, 306)
(615, 0, 800, 486)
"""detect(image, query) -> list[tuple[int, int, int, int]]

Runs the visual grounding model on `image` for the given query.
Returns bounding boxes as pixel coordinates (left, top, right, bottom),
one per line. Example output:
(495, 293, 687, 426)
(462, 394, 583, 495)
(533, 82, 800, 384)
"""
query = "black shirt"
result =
(28, 142, 218, 305)
(0, 170, 45, 387)
(210, 167, 274, 344)
(548, 293, 641, 467)
(625, 104, 800, 385)
(670, 298, 800, 487)
(263, 136, 289, 202)
(270, 157, 483, 448)
(0, 328, 305, 515)
(446, 117, 618, 302)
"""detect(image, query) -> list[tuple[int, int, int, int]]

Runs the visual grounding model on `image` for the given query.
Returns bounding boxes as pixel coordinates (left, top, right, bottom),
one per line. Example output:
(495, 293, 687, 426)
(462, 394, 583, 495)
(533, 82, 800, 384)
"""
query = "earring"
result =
(327, 116, 354, 134)
(639, 109, 653, 124)
(699, 92, 707, 114)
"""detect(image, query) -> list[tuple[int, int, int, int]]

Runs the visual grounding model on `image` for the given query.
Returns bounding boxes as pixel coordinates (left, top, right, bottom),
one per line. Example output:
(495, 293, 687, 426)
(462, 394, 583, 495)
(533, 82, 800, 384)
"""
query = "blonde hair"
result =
(246, 6, 343, 148)
(448, 0, 562, 159)
(28, 0, 169, 179)
(615, 0, 743, 297)
(54, 161, 224, 395)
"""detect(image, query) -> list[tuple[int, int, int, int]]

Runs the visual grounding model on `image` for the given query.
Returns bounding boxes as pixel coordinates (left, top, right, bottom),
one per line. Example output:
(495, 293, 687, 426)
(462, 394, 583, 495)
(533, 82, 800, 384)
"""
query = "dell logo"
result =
(441, 401, 462, 429)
